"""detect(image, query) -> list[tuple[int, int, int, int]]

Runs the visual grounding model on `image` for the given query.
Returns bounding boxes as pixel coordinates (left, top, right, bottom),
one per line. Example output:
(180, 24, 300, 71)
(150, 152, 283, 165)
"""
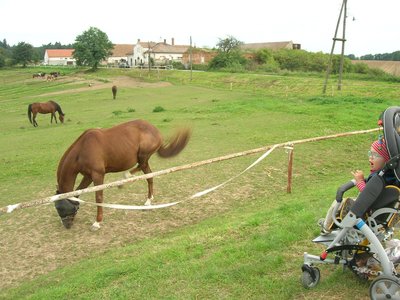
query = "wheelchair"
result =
(301, 106, 400, 299)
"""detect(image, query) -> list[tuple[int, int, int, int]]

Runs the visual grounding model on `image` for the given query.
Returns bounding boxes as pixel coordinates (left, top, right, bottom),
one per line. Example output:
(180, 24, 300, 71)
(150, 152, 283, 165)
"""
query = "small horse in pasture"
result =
(54, 119, 191, 230)
(32, 72, 46, 78)
(50, 71, 60, 77)
(112, 85, 117, 99)
(28, 100, 65, 127)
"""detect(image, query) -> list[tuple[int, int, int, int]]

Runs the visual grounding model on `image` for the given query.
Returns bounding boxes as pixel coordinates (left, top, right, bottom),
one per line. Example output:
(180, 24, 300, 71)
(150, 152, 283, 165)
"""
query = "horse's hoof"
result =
(123, 171, 132, 179)
(90, 222, 101, 231)
(144, 196, 153, 206)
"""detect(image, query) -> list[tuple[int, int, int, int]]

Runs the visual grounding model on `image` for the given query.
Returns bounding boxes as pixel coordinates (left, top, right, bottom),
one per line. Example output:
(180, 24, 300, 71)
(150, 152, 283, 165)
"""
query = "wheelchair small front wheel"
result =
(369, 275, 400, 299)
(300, 265, 320, 289)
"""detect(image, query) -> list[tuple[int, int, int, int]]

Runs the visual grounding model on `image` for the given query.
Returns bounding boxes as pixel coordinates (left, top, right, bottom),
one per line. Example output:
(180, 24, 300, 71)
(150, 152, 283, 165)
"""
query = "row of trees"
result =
(358, 52, 400, 61)
(206, 36, 396, 76)
(0, 27, 113, 70)
(1, 31, 399, 75)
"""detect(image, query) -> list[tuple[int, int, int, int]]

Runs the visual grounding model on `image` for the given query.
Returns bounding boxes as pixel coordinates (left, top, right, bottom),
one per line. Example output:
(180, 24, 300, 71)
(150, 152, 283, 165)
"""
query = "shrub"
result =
(351, 62, 369, 74)
(112, 110, 123, 116)
(153, 106, 165, 112)
(172, 61, 185, 70)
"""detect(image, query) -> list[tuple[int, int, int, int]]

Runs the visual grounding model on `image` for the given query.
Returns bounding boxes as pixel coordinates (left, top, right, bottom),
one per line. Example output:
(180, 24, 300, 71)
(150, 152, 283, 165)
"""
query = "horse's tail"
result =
(28, 104, 33, 124)
(157, 128, 191, 158)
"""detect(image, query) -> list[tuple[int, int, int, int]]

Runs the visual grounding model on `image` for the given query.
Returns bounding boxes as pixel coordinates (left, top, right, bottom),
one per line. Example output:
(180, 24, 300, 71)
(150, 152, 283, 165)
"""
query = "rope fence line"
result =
(0, 127, 380, 215)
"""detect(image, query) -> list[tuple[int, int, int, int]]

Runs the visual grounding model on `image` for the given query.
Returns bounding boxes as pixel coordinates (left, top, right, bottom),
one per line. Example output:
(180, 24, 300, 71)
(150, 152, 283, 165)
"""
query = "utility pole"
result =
(323, 0, 348, 94)
(190, 36, 193, 81)
(148, 42, 151, 72)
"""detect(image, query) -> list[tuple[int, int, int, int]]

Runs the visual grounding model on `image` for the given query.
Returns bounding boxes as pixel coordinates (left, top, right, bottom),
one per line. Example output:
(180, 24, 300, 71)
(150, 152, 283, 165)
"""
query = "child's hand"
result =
(351, 170, 364, 183)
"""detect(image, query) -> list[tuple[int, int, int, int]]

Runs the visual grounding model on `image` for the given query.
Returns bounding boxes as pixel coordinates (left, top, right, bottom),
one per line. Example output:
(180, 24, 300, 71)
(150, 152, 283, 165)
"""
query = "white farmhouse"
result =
(106, 44, 134, 66)
(130, 38, 189, 67)
(44, 49, 75, 65)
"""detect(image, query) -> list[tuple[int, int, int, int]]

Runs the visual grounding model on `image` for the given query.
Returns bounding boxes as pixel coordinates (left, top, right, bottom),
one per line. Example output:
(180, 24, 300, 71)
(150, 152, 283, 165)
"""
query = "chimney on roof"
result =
(171, 38, 175, 46)
(164, 39, 166, 45)
(137, 38, 140, 43)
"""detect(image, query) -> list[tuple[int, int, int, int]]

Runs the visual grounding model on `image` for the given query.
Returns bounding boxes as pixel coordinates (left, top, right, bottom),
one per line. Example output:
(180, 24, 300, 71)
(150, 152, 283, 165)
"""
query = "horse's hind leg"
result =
(33, 113, 38, 127)
(138, 160, 154, 206)
(123, 165, 141, 179)
(118, 164, 141, 190)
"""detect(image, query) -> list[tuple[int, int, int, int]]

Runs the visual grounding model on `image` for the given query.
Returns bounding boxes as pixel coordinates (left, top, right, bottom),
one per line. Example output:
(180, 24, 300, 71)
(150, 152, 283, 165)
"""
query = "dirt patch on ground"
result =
(0, 141, 283, 291)
(0, 171, 277, 290)
(34, 75, 172, 98)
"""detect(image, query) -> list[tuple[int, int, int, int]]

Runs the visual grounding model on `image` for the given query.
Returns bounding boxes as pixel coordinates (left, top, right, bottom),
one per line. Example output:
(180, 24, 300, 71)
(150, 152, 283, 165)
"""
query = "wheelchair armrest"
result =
(336, 180, 356, 203)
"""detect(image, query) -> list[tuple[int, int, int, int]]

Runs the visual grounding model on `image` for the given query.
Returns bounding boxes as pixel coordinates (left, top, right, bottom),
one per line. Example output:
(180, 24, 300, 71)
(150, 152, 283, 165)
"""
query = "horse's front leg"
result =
(76, 175, 92, 190)
(91, 172, 105, 231)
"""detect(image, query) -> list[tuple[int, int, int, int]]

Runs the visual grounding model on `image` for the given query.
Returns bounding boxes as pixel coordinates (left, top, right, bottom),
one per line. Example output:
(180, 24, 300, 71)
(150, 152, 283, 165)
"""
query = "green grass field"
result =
(0, 67, 400, 299)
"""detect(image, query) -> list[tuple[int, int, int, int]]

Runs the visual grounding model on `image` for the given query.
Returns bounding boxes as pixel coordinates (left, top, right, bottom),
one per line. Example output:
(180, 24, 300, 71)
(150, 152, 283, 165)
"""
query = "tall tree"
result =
(209, 35, 246, 70)
(0, 38, 10, 49)
(73, 27, 113, 70)
(12, 42, 34, 67)
(216, 35, 243, 53)
(0, 51, 5, 68)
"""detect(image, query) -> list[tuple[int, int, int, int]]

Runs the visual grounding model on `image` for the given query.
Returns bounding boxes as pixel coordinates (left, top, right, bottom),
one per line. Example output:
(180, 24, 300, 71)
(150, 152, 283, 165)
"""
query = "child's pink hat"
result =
(371, 139, 390, 162)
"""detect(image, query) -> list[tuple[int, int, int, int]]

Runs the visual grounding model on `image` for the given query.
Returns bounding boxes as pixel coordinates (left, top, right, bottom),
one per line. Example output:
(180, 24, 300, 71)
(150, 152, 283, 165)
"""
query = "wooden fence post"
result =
(285, 145, 294, 193)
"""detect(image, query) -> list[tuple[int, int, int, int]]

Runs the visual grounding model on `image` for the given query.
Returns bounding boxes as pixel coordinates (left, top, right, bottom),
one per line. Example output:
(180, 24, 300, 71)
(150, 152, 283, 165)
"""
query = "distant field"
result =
(353, 60, 400, 76)
(1, 67, 400, 299)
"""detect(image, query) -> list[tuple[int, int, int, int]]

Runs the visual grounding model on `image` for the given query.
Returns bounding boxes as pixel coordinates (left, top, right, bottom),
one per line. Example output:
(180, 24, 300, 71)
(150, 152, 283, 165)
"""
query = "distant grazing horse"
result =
(112, 85, 117, 99)
(28, 100, 65, 127)
(54, 119, 191, 230)
(32, 72, 46, 78)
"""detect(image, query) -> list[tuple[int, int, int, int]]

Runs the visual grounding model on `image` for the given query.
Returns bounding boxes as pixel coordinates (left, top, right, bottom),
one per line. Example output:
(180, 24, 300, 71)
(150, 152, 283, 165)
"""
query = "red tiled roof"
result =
(111, 44, 134, 57)
(152, 43, 189, 54)
(46, 49, 74, 57)
(240, 41, 294, 51)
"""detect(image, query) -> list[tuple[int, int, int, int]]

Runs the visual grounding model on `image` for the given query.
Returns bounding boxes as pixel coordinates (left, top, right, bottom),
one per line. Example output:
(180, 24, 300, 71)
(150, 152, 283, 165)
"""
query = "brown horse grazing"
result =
(112, 85, 117, 99)
(28, 100, 65, 127)
(54, 119, 191, 230)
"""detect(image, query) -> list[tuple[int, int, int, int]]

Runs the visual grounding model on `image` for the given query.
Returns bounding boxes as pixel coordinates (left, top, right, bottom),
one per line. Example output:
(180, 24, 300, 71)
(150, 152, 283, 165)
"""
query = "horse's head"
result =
(59, 114, 65, 124)
(54, 198, 79, 229)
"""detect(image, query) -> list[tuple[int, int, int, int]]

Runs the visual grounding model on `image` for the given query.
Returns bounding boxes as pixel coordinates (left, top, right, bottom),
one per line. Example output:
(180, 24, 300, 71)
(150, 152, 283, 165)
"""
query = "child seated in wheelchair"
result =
(319, 136, 398, 234)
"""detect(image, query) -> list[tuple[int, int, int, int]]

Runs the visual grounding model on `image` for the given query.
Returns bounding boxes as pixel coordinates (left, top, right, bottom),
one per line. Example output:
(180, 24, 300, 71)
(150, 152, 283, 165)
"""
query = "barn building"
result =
(43, 49, 75, 66)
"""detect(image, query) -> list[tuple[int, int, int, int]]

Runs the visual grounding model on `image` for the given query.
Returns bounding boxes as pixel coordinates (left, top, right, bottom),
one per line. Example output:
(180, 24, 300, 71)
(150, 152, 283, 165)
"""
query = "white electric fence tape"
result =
(0, 127, 380, 215)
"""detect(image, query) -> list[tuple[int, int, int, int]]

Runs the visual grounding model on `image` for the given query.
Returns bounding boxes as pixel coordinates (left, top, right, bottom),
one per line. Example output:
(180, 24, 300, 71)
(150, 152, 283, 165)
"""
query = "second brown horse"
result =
(111, 85, 117, 99)
(28, 100, 65, 127)
(55, 119, 191, 230)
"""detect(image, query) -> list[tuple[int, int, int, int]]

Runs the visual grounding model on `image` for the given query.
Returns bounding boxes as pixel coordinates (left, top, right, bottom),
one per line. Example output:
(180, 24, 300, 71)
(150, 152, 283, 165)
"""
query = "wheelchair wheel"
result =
(301, 265, 320, 289)
(369, 275, 400, 299)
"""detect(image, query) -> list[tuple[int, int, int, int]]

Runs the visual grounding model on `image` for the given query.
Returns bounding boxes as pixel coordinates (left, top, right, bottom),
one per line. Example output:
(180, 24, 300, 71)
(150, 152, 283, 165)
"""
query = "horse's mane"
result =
(50, 100, 65, 116)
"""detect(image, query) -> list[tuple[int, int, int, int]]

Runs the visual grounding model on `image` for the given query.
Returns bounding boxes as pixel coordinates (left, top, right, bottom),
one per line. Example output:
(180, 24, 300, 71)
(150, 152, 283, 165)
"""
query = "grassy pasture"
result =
(0, 67, 400, 299)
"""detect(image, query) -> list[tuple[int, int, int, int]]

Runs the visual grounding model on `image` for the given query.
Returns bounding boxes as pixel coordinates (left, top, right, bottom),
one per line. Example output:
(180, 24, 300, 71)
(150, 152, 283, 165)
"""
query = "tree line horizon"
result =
(0, 28, 399, 80)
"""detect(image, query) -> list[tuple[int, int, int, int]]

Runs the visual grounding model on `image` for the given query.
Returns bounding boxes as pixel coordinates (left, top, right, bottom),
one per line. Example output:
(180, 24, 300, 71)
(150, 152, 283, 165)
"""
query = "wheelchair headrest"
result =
(382, 106, 400, 180)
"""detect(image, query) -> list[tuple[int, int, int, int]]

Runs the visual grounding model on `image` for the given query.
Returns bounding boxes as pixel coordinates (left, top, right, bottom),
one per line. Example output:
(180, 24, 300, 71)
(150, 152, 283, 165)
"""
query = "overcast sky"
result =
(1, 0, 399, 57)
